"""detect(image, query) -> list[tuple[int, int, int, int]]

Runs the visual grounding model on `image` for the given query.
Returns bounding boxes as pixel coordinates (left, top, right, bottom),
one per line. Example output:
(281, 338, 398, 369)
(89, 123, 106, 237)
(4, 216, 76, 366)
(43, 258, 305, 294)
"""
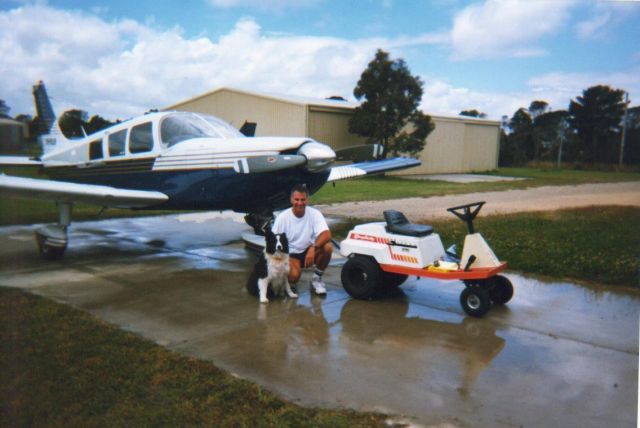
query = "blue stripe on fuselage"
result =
(44, 166, 330, 213)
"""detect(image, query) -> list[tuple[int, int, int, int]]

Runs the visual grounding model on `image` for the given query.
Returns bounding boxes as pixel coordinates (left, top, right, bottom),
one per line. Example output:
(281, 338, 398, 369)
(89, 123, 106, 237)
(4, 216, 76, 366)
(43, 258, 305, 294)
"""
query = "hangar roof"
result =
(166, 86, 500, 125)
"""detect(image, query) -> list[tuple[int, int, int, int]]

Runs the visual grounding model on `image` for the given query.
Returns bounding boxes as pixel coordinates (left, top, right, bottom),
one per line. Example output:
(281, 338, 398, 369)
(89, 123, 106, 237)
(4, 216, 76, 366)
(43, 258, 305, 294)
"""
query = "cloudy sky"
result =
(1, 0, 638, 122)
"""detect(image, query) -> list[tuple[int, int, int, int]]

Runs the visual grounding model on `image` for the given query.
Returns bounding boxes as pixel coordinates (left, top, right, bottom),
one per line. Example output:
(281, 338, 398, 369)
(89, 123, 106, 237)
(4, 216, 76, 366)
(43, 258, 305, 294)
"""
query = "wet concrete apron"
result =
(0, 213, 637, 427)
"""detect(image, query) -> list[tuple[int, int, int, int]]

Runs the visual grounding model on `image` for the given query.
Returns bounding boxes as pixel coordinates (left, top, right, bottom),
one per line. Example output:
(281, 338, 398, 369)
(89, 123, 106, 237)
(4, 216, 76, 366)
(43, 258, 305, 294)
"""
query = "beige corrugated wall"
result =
(307, 108, 366, 149)
(167, 89, 307, 137)
(397, 117, 500, 175)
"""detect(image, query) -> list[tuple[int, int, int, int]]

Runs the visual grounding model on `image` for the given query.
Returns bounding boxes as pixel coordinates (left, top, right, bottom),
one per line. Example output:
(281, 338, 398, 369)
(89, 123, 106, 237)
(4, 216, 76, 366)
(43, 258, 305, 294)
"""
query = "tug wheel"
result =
(341, 255, 381, 300)
(460, 287, 491, 318)
(488, 275, 514, 305)
(380, 271, 408, 288)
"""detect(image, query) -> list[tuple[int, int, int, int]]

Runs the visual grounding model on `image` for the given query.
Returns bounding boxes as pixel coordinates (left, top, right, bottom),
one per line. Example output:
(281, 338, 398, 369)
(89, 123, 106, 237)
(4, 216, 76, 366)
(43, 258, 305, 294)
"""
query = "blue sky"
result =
(1, 0, 639, 121)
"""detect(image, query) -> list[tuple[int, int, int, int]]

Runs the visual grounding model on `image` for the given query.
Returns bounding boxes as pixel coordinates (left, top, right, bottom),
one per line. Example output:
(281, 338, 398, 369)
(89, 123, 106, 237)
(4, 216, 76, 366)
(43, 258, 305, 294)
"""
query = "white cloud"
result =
(574, 1, 636, 40)
(0, 4, 456, 121)
(420, 66, 640, 120)
(207, 0, 319, 11)
(449, 0, 577, 60)
(528, 68, 640, 106)
(0, 5, 384, 119)
(420, 79, 526, 120)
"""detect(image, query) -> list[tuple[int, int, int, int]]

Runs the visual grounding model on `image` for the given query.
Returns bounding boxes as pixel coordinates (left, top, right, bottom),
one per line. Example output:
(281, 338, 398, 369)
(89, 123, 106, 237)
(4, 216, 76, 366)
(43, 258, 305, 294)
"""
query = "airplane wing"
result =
(0, 174, 168, 208)
(0, 156, 44, 167)
(327, 157, 420, 182)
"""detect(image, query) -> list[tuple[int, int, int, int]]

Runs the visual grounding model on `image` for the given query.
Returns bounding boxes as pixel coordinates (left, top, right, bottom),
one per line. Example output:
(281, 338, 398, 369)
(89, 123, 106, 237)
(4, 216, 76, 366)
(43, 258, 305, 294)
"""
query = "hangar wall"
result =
(403, 116, 501, 175)
(166, 88, 501, 174)
(167, 88, 307, 137)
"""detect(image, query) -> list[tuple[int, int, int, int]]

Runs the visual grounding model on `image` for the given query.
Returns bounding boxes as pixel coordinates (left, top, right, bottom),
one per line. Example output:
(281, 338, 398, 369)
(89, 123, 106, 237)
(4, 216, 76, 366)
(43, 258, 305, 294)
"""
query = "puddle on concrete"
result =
(0, 214, 637, 428)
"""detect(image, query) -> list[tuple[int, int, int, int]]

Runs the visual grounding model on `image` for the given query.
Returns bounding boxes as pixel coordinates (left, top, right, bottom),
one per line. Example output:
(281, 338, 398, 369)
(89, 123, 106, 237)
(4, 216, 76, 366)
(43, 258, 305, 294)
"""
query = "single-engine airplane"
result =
(0, 82, 420, 259)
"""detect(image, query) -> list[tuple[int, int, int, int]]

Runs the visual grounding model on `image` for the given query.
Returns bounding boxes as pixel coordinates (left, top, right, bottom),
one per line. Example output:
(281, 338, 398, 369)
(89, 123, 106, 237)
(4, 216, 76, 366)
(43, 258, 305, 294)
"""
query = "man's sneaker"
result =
(311, 277, 327, 295)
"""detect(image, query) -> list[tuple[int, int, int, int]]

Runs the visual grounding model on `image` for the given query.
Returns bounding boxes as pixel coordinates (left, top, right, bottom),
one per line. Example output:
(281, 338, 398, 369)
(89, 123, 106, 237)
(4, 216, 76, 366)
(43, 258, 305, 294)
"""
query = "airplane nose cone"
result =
(297, 141, 336, 172)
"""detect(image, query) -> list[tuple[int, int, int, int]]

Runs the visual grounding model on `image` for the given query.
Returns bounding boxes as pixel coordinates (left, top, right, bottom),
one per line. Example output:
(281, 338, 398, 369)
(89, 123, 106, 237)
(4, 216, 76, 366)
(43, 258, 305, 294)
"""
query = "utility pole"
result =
(619, 92, 629, 167)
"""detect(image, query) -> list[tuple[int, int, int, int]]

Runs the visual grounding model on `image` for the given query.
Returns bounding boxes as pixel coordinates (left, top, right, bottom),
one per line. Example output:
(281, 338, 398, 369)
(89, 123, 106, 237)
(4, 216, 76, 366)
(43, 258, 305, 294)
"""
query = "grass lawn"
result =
(312, 167, 640, 204)
(0, 287, 389, 427)
(331, 206, 639, 288)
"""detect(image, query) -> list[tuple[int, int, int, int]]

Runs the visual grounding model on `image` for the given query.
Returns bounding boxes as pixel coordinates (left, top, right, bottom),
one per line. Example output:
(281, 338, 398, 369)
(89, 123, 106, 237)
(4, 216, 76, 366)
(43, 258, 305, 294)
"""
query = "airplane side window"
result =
(129, 122, 153, 154)
(109, 129, 127, 157)
(89, 139, 103, 160)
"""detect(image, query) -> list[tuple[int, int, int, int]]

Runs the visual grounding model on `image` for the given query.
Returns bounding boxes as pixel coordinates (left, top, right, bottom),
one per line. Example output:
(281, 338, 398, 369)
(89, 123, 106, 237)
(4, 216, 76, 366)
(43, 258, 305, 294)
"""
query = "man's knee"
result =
(289, 259, 302, 284)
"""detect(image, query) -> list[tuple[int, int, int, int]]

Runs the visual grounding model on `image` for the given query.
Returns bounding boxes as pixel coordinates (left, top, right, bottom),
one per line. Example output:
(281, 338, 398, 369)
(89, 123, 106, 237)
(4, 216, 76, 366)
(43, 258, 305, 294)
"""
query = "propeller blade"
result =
(233, 154, 307, 174)
(335, 144, 383, 162)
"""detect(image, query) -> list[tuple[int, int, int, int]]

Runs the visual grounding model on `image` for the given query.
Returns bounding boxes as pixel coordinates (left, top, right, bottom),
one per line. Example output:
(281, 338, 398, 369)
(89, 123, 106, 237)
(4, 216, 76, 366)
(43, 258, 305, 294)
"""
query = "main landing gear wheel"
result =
(488, 275, 514, 305)
(460, 286, 491, 318)
(341, 255, 381, 300)
(35, 225, 68, 261)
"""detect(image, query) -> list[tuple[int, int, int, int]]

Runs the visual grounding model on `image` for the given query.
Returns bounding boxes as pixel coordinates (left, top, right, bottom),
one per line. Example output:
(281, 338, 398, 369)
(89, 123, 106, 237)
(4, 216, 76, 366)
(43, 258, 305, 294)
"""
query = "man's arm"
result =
(313, 229, 332, 250)
(304, 229, 332, 268)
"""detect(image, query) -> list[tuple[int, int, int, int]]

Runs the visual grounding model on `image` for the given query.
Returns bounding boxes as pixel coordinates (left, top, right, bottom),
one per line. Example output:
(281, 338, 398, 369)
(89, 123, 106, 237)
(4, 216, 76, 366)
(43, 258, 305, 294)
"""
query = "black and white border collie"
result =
(248, 229, 298, 303)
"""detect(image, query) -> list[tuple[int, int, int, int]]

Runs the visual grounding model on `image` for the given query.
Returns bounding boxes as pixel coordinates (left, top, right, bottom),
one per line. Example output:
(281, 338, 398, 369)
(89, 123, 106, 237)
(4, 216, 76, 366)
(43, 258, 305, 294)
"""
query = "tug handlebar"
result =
(446, 201, 486, 234)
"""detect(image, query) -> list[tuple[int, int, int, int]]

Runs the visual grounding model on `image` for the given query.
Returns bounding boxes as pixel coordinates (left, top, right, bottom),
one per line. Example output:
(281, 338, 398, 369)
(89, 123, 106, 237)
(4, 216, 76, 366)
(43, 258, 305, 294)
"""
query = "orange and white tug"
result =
(339, 202, 512, 317)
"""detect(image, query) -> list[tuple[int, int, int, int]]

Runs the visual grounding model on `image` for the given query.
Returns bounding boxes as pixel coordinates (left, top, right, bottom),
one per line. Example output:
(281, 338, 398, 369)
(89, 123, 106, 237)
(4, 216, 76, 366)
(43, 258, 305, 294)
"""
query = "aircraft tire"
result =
(460, 286, 491, 318)
(39, 244, 66, 261)
(341, 255, 381, 300)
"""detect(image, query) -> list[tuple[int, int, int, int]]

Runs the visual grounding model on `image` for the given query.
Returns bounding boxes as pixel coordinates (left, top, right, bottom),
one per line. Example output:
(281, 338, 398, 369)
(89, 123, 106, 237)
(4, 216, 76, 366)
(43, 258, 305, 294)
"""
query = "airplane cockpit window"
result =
(129, 122, 153, 154)
(108, 129, 127, 157)
(89, 139, 103, 160)
(160, 112, 243, 147)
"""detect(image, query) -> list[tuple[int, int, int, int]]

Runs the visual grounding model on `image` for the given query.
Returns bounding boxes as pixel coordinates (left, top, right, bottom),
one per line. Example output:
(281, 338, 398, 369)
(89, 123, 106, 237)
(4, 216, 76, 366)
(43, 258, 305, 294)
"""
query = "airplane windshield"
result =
(160, 112, 243, 147)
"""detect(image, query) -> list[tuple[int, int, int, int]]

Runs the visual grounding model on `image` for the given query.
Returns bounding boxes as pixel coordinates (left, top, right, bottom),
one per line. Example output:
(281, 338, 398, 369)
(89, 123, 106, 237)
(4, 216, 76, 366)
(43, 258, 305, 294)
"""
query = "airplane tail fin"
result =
(32, 81, 70, 154)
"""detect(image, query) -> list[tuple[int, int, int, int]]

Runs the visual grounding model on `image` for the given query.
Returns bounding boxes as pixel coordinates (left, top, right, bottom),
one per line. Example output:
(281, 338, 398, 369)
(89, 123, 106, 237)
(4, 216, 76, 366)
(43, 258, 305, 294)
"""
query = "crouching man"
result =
(272, 184, 332, 294)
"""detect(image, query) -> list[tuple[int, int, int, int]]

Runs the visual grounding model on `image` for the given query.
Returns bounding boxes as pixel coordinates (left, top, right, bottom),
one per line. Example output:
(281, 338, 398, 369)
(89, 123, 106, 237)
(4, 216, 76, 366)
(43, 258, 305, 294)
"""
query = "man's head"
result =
(290, 184, 309, 218)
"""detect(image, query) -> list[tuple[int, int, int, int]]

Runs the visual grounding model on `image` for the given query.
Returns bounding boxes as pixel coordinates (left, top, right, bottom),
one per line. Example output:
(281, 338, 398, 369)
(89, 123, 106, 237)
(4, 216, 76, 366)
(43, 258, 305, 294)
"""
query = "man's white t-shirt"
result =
(272, 206, 329, 254)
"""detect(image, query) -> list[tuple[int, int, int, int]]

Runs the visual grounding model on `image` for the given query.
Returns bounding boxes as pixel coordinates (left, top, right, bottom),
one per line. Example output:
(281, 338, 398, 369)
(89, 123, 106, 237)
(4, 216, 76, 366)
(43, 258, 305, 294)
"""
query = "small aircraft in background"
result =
(0, 82, 420, 259)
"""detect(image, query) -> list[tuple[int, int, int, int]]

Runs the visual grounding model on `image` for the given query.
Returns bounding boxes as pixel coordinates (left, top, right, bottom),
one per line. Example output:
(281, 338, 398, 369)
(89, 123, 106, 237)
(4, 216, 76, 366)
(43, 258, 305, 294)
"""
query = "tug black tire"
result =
(460, 286, 491, 318)
(380, 271, 408, 288)
(341, 255, 381, 300)
(488, 275, 514, 305)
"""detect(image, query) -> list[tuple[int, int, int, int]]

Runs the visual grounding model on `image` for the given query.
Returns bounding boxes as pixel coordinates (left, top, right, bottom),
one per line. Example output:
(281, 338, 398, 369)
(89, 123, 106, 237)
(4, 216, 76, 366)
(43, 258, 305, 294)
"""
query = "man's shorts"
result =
(290, 247, 310, 264)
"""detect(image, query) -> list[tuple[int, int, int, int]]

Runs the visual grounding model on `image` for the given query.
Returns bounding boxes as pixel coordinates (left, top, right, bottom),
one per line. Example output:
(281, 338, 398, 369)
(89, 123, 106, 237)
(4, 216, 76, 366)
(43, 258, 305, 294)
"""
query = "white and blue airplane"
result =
(0, 82, 420, 259)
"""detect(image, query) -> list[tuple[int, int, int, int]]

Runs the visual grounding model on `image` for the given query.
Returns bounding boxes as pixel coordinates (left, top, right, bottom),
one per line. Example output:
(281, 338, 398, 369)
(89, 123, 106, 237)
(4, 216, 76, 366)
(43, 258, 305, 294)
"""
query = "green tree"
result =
(349, 49, 434, 157)
(58, 110, 116, 138)
(528, 100, 549, 119)
(459, 109, 487, 118)
(0, 100, 10, 118)
(569, 85, 626, 163)
(510, 107, 535, 161)
(533, 110, 570, 163)
(59, 109, 89, 138)
(85, 115, 116, 135)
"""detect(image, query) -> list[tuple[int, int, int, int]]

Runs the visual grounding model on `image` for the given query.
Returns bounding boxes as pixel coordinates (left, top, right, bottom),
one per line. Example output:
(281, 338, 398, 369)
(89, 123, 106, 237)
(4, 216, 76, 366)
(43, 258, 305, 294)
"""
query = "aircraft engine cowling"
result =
(297, 140, 336, 172)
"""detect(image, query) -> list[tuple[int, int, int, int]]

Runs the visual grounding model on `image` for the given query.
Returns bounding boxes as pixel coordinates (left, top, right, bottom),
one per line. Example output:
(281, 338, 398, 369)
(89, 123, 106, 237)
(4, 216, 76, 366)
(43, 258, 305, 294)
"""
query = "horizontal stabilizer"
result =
(335, 144, 384, 162)
(327, 157, 420, 182)
(0, 174, 168, 208)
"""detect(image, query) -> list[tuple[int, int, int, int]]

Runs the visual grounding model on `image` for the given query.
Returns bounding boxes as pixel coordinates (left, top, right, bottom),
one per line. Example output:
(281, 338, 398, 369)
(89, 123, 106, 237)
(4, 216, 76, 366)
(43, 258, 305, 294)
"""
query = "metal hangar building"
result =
(165, 87, 501, 175)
